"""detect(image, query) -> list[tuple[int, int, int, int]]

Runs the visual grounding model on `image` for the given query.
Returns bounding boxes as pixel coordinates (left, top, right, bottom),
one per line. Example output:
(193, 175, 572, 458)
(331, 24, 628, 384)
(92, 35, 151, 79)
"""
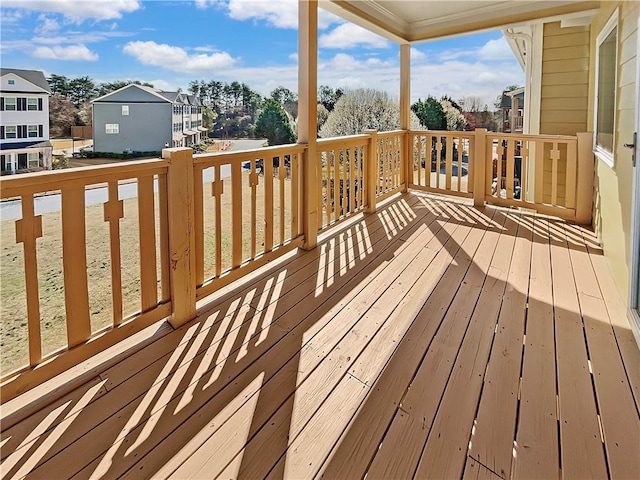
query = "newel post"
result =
(473, 128, 488, 209)
(575, 132, 595, 225)
(163, 147, 197, 329)
(365, 129, 379, 213)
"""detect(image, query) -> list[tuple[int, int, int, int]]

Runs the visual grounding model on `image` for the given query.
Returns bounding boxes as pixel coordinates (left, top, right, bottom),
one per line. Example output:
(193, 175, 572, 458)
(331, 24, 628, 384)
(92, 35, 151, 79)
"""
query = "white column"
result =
(400, 43, 411, 130)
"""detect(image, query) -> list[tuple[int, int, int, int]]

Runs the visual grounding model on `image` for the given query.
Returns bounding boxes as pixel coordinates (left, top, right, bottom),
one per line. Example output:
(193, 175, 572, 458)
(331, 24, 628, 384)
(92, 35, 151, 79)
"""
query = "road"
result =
(0, 139, 267, 221)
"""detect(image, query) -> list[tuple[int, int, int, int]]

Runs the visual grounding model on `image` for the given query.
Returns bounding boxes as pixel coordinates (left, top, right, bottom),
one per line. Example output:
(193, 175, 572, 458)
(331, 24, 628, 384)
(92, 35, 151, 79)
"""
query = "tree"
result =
(320, 89, 419, 138)
(411, 96, 446, 130)
(96, 80, 153, 97)
(47, 74, 70, 96)
(318, 85, 344, 111)
(68, 76, 96, 106)
(440, 98, 466, 131)
(254, 99, 296, 146)
(458, 96, 484, 113)
(270, 86, 298, 120)
(49, 95, 79, 137)
(317, 103, 329, 131)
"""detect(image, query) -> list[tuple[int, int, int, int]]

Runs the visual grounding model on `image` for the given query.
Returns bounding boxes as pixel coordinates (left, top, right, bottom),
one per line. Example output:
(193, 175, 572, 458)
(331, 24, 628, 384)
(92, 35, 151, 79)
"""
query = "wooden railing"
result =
(317, 134, 368, 231)
(374, 130, 405, 198)
(193, 145, 305, 299)
(0, 160, 171, 398)
(483, 132, 592, 221)
(408, 130, 475, 198)
(0, 129, 594, 400)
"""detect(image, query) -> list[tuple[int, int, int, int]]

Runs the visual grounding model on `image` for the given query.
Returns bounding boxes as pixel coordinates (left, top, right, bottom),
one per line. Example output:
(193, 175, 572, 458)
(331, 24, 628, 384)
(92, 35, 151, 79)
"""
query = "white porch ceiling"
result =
(321, 0, 600, 43)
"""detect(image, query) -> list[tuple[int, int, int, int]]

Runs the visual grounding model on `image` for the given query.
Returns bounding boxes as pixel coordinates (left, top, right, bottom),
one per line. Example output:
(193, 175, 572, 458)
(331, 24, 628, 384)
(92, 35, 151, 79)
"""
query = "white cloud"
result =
(477, 36, 514, 60)
(411, 47, 425, 60)
(2, 0, 141, 23)
(123, 40, 237, 73)
(37, 15, 60, 34)
(32, 30, 132, 45)
(33, 44, 98, 61)
(222, 0, 340, 29)
(149, 79, 175, 91)
(289, 52, 298, 62)
(1, 9, 22, 23)
(319, 23, 389, 49)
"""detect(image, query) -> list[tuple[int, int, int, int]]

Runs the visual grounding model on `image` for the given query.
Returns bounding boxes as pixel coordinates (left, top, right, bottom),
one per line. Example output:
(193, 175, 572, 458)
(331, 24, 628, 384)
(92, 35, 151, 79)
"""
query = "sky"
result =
(0, 0, 525, 107)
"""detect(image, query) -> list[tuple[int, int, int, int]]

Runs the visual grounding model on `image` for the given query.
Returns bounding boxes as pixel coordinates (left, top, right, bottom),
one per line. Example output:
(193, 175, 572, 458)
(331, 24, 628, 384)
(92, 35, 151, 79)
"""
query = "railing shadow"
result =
(1, 192, 619, 479)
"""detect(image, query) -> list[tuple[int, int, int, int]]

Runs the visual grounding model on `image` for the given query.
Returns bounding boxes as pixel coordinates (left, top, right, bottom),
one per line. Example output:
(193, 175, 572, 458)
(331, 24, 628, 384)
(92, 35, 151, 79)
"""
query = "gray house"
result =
(92, 84, 206, 154)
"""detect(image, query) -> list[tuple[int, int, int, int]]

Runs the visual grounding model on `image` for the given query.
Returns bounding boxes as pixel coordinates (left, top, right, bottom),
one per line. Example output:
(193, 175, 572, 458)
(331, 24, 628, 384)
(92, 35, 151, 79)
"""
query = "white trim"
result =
(628, 14, 640, 348)
(593, 9, 618, 168)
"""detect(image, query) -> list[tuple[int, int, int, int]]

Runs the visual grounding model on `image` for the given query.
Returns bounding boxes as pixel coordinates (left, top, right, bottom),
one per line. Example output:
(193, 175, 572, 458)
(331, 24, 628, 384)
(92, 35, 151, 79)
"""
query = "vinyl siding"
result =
(589, 1, 639, 303)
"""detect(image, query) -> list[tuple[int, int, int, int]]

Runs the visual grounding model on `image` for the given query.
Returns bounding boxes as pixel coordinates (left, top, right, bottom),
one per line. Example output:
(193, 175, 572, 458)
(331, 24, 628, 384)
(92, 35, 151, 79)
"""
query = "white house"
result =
(0, 68, 52, 174)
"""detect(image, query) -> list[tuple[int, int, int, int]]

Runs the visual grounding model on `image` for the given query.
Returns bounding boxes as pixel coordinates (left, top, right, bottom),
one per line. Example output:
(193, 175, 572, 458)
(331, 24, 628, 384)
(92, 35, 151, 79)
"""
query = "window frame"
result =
(7, 79, 15, 85)
(105, 123, 119, 134)
(5, 125, 17, 138)
(122, 105, 129, 116)
(593, 9, 618, 168)
(5, 97, 16, 111)
(27, 152, 40, 168)
(28, 125, 38, 137)
(27, 98, 38, 111)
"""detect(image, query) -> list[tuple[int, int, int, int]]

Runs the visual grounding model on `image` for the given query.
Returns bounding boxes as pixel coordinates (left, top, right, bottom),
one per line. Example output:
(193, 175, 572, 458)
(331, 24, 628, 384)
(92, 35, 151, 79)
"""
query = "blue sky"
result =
(1, 0, 524, 107)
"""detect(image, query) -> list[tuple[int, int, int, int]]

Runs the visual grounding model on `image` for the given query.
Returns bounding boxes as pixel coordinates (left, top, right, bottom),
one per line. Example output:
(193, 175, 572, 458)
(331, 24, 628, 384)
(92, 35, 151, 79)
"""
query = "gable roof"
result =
(92, 83, 174, 103)
(0, 68, 51, 93)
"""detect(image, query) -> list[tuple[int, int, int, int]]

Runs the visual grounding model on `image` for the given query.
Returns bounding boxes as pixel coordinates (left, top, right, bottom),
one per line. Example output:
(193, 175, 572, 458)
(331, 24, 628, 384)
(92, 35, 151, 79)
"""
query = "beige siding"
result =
(540, 22, 590, 136)
(589, 1, 639, 303)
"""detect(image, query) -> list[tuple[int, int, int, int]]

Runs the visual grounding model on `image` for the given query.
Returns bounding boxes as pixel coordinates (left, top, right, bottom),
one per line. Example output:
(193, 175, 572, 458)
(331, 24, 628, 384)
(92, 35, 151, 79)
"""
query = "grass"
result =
(0, 169, 293, 375)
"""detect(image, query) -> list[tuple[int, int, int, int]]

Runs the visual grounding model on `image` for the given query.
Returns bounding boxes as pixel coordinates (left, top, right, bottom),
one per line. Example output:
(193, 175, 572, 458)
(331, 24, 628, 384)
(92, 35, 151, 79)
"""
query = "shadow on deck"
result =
(1, 191, 639, 479)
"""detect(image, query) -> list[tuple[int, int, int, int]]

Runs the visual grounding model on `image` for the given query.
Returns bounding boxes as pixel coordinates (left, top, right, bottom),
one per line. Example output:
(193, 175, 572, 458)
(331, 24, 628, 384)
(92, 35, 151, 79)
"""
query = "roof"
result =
(0, 68, 51, 93)
(0, 140, 52, 150)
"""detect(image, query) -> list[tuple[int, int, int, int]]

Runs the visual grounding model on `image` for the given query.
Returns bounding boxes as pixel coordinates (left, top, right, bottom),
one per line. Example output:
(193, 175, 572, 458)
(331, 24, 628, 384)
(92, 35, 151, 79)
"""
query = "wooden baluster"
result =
(534, 140, 544, 204)
(520, 141, 529, 204)
(291, 152, 299, 238)
(325, 151, 331, 226)
(61, 186, 90, 348)
(418, 135, 424, 187)
(279, 156, 286, 245)
(551, 142, 560, 205)
(341, 147, 347, 215)
(445, 135, 453, 191)
(158, 173, 170, 302)
(249, 160, 259, 258)
(212, 165, 223, 276)
(468, 136, 475, 195)
(349, 147, 355, 213)
(565, 140, 577, 209)
(485, 136, 494, 199)
(231, 160, 243, 267)
(138, 175, 158, 312)
(193, 166, 204, 287)
(15, 194, 43, 365)
(496, 139, 504, 198)
(506, 139, 515, 200)
(103, 181, 124, 325)
(333, 150, 340, 221)
(318, 151, 324, 230)
(265, 155, 274, 251)
(456, 137, 462, 192)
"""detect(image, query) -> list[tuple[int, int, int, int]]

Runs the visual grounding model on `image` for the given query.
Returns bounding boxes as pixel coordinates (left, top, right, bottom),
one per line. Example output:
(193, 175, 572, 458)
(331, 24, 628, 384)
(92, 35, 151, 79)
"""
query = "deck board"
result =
(1, 191, 638, 480)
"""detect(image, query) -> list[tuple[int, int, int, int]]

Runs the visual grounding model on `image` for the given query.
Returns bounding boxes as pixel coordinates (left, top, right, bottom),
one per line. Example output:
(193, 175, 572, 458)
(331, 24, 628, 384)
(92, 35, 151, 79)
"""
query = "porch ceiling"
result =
(322, 0, 600, 42)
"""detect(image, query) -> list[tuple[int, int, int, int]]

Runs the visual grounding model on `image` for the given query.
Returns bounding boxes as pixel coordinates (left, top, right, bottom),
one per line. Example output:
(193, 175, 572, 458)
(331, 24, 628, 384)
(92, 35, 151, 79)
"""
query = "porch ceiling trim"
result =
(323, 0, 601, 43)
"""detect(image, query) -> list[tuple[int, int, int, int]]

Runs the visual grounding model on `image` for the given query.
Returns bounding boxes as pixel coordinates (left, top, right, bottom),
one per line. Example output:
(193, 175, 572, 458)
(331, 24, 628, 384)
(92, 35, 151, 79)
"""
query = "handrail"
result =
(194, 143, 307, 166)
(0, 158, 169, 198)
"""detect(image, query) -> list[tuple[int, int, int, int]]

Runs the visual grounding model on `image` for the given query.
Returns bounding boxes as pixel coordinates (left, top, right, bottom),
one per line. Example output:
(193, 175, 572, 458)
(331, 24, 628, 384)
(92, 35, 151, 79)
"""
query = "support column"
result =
(299, 0, 319, 250)
(400, 44, 411, 192)
(575, 132, 595, 225)
(163, 147, 197, 328)
(473, 128, 488, 209)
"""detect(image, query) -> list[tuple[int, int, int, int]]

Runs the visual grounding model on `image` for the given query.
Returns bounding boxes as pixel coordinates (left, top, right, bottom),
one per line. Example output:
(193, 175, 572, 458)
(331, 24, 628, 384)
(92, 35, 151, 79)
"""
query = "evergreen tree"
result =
(254, 99, 296, 146)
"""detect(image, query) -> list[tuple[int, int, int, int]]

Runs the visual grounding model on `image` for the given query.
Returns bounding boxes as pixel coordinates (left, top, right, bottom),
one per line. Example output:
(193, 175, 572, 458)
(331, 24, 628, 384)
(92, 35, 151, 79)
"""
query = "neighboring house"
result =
(92, 84, 206, 153)
(502, 1, 639, 339)
(499, 87, 525, 132)
(0, 68, 52, 174)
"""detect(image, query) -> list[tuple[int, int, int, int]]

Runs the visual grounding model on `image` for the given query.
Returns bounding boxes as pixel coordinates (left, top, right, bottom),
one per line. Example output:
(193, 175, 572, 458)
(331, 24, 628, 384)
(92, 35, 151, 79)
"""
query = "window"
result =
(594, 11, 617, 167)
(28, 152, 39, 168)
(8, 79, 14, 85)
(27, 98, 38, 110)
(28, 125, 38, 137)
(5, 126, 16, 138)
(5, 97, 16, 111)
(105, 123, 119, 134)
(122, 105, 129, 115)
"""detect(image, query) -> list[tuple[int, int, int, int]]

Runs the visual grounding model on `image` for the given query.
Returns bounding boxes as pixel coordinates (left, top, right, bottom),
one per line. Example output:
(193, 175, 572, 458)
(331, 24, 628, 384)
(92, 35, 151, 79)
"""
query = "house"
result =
(499, 86, 525, 132)
(0, 1, 638, 479)
(92, 84, 206, 154)
(0, 68, 52, 174)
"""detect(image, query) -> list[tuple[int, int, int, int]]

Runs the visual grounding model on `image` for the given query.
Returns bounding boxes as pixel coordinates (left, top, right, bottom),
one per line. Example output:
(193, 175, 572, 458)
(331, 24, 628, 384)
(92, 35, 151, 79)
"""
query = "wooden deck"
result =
(1, 192, 639, 480)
